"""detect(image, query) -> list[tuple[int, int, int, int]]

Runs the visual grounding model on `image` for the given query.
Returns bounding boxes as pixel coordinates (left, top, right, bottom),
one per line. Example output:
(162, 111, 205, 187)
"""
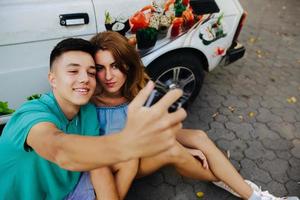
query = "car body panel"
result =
(0, 0, 245, 124)
(0, 0, 97, 111)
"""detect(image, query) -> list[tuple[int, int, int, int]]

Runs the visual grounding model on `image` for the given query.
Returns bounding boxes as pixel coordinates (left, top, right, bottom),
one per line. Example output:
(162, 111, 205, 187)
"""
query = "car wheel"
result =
(146, 52, 205, 105)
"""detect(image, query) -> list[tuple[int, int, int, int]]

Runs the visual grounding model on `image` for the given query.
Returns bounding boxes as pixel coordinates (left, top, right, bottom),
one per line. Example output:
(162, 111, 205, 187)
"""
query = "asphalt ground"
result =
(126, 0, 300, 199)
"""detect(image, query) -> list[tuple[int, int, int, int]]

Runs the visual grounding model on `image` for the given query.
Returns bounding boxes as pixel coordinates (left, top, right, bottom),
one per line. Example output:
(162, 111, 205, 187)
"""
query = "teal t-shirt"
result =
(0, 92, 99, 200)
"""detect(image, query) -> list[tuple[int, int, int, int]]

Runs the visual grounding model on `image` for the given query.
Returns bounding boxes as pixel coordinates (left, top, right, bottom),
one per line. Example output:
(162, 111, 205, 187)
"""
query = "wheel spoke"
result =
(155, 80, 168, 93)
(156, 66, 197, 102)
(180, 74, 195, 88)
(182, 91, 191, 101)
(172, 67, 181, 83)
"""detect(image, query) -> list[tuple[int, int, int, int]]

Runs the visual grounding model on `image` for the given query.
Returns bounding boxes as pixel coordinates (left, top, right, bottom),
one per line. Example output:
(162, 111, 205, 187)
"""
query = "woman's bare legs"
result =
(91, 131, 253, 199)
(91, 167, 119, 200)
(137, 141, 218, 181)
(111, 159, 139, 200)
(176, 129, 253, 199)
(137, 130, 253, 199)
(91, 159, 139, 200)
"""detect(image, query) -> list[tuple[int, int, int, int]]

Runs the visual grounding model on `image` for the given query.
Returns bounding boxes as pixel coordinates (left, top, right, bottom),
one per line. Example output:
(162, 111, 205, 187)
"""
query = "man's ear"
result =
(48, 71, 56, 88)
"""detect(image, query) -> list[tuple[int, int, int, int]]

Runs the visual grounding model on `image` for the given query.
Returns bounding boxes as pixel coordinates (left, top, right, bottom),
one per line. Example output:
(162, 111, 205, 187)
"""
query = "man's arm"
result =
(27, 122, 129, 171)
(27, 81, 187, 171)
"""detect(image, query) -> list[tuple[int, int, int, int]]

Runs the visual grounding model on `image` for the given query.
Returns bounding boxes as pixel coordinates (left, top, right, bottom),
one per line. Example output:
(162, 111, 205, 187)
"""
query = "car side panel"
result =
(0, 0, 97, 110)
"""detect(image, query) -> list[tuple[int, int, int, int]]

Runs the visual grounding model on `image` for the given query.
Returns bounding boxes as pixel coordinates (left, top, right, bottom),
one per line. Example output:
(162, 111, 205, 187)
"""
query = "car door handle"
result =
(59, 13, 89, 26)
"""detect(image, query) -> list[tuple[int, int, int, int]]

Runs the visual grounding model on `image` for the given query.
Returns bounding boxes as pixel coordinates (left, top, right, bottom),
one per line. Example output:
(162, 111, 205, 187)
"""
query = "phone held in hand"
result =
(144, 84, 187, 112)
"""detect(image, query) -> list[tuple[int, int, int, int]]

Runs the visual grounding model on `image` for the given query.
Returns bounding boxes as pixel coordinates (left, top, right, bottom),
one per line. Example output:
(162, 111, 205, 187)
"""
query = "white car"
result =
(0, 0, 246, 125)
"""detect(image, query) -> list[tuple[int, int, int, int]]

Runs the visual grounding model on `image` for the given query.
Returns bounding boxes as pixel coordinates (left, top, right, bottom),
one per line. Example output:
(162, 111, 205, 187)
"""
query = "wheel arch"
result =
(145, 48, 209, 72)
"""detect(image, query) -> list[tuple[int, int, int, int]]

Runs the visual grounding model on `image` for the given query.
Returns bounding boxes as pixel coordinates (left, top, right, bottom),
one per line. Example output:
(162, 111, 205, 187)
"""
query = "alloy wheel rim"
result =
(155, 66, 196, 103)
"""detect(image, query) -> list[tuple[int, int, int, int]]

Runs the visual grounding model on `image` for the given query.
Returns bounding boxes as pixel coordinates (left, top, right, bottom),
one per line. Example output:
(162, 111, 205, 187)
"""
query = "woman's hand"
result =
(185, 147, 209, 170)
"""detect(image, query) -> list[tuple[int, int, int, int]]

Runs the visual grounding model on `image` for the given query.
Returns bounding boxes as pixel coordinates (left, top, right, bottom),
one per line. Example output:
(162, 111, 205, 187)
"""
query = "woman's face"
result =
(95, 50, 127, 97)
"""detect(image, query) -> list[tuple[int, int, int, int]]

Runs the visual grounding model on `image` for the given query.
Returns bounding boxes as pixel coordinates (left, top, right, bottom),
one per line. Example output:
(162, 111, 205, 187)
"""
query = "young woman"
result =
(68, 31, 298, 200)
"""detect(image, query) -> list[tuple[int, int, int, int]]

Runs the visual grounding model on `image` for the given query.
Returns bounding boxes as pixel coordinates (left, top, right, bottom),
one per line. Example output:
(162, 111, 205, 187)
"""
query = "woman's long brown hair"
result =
(90, 31, 149, 101)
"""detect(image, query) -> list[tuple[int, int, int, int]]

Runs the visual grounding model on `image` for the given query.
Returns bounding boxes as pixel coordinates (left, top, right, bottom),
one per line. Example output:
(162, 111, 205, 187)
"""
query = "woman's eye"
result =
(112, 65, 119, 69)
(68, 70, 77, 74)
(96, 66, 103, 71)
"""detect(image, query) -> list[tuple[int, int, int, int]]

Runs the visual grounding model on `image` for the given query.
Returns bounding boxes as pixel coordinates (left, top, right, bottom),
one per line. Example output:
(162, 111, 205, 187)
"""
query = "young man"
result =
(0, 38, 186, 200)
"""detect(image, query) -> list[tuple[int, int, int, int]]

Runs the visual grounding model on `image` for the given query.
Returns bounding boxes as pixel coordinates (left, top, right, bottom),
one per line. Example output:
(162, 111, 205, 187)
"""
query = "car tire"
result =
(146, 52, 205, 105)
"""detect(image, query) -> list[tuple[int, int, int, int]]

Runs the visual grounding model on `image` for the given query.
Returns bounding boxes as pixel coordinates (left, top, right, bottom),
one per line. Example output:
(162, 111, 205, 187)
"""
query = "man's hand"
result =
(123, 81, 187, 159)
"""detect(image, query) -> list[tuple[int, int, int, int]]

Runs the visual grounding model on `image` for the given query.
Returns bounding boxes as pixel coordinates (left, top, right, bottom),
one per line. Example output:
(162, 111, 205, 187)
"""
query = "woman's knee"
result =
(195, 130, 208, 138)
(194, 130, 213, 145)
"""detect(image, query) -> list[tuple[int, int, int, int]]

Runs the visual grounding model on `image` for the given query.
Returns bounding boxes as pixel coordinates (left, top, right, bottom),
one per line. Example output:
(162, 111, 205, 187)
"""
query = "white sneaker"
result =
(213, 180, 299, 200)
(254, 190, 299, 200)
(246, 180, 299, 200)
(245, 179, 260, 192)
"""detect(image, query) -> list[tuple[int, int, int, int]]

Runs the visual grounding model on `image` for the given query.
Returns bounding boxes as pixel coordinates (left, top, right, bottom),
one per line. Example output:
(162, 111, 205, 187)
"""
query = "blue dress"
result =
(65, 103, 128, 200)
(97, 103, 128, 135)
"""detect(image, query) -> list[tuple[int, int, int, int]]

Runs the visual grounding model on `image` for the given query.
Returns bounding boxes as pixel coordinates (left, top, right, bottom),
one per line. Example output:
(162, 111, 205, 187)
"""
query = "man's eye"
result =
(88, 72, 96, 76)
(68, 70, 77, 73)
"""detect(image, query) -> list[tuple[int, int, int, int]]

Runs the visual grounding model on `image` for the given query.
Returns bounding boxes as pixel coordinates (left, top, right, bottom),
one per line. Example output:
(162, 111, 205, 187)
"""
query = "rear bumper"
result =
(224, 41, 245, 65)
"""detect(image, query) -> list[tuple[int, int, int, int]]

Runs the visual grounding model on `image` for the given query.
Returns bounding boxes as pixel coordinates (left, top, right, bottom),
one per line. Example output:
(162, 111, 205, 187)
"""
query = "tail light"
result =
(233, 11, 247, 42)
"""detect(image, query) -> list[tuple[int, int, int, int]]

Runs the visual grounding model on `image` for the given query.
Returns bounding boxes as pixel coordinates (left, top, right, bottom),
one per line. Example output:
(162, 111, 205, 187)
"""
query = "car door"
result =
(0, 0, 97, 115)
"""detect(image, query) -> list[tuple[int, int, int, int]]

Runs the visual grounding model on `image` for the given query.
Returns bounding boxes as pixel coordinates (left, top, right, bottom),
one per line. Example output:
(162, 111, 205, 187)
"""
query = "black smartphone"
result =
(144, 88, 186, 113)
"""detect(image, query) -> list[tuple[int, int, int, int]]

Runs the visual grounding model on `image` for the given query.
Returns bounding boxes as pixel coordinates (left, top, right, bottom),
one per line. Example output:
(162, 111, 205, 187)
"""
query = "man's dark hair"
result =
(50, 38, 96, 69)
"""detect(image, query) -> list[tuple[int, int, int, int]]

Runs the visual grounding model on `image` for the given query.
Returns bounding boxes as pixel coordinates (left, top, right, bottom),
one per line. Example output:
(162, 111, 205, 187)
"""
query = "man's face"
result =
(49, 51, 96, 108)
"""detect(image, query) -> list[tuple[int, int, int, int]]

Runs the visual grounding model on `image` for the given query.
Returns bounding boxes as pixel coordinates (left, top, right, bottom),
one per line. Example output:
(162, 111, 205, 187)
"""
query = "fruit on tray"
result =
(174, 0, 187, 17)
(136, 27, 158, 49)
(182, 0, 190, 6)
(182, 8, 194, 29)
(130, 11, 149, 33)
(171, 17, 184, 37)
